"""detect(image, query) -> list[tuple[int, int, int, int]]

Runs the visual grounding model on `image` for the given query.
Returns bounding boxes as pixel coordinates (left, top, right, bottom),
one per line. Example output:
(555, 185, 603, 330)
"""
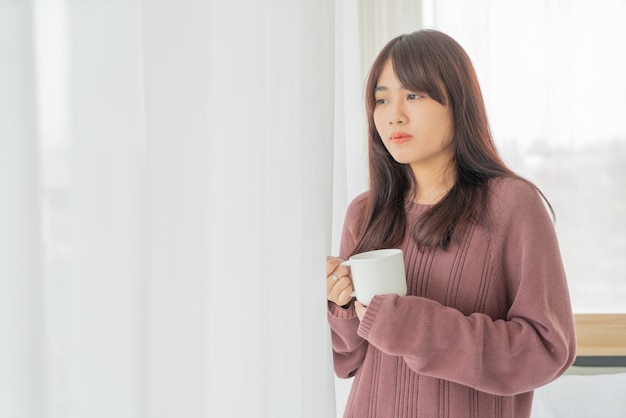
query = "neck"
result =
(410, 162, 456, 205)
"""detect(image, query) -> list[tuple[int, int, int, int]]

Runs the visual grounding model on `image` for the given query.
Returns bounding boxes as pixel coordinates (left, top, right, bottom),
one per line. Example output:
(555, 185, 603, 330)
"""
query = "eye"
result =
(374, 97, 387, 105)
(407, 93, 422, 100)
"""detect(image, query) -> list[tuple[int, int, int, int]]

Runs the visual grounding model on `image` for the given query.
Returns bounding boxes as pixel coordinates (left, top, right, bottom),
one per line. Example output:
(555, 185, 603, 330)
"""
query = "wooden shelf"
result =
(574, 314, 626, 357)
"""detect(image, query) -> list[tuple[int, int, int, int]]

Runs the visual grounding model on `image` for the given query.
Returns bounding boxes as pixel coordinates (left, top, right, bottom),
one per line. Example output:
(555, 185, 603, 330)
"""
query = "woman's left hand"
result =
(355, 301, 367, 321)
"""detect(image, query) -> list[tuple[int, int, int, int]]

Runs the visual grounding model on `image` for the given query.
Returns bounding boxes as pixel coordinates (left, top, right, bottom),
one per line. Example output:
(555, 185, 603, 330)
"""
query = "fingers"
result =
(354, 301, 366, 321)
(327, 274, 349, 297)
(326, 256, 354, 306)
(326, 256, 345, 277)
(329, 282, 354, 307)
(327, 276, 354, 306)
(326, 257, 350, 281)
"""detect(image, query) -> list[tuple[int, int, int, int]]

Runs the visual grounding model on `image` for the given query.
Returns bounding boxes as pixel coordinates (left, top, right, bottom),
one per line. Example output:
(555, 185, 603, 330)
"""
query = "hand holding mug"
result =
(340, 249, 407, 306)
(326, 256, 354, 307)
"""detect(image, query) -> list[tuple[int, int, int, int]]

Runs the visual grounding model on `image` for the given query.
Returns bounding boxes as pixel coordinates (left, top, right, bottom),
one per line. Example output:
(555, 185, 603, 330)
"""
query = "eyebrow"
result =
(374, 85, 415, 93)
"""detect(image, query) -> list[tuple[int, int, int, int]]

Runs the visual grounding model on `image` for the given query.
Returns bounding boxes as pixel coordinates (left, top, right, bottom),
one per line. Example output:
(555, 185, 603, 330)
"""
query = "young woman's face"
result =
(373, 60, 455, 175)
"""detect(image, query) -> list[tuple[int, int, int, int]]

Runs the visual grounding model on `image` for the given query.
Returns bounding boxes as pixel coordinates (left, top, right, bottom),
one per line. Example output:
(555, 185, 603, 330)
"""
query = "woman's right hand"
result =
(326, 256, 354, 307)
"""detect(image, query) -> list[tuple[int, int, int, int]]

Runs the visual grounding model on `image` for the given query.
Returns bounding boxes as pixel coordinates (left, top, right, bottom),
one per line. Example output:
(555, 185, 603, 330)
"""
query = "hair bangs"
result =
(389, 35, 447, 106)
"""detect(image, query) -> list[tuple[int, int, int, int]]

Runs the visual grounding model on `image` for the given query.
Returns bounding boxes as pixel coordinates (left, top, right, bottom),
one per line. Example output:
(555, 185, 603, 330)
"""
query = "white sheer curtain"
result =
(1, 0, 336, 417)
(0, 2, 45, 418)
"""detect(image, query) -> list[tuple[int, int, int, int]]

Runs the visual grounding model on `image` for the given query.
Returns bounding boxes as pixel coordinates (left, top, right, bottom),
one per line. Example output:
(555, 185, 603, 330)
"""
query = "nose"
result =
(389, 100, 406, 125)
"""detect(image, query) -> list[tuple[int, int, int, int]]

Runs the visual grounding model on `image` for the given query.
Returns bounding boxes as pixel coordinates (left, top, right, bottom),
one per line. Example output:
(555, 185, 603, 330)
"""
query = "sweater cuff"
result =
(328, 300, 358, 319)
(357, 295, 384, 340)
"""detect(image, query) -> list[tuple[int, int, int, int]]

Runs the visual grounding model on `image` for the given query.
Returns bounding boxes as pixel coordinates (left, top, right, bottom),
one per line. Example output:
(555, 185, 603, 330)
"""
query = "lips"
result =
(390, 131, 411, 144)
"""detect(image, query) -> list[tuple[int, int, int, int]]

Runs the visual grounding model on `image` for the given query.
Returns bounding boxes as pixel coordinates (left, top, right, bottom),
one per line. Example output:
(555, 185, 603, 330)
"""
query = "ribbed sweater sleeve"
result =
(355, 179, 576, 396)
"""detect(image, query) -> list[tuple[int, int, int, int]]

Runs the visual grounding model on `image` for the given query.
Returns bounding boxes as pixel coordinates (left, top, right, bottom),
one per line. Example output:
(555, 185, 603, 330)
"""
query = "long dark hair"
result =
(352, 29, 549, 252)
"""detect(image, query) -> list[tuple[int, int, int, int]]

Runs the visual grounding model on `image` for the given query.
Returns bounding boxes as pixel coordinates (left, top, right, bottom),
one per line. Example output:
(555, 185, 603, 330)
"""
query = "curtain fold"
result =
(64, 3, 146, 417)
(200, 1, 336, 415)
(142, 2, 211, 416)
(0, 2, 45, 418)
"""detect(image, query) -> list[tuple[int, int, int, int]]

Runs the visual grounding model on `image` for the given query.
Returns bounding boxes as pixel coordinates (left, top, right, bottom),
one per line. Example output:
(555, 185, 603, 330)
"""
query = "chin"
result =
(389, 153, 417, 165)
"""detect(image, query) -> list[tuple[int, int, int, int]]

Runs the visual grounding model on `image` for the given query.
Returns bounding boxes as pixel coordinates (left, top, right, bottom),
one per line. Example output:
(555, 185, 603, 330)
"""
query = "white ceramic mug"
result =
(341, 248, 407, 306)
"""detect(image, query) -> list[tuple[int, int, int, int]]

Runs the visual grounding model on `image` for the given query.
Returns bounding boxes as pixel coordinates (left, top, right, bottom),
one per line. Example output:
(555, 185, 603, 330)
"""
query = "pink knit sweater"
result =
(328, 177, 576, 418)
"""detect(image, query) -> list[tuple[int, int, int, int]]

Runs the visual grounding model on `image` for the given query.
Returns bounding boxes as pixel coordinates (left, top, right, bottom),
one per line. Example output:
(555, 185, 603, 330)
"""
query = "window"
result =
(425, 0, 626, 312)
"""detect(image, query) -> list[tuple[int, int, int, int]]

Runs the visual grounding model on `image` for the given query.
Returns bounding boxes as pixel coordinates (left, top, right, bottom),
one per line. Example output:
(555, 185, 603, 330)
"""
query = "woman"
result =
(326, 29, 576, 418)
